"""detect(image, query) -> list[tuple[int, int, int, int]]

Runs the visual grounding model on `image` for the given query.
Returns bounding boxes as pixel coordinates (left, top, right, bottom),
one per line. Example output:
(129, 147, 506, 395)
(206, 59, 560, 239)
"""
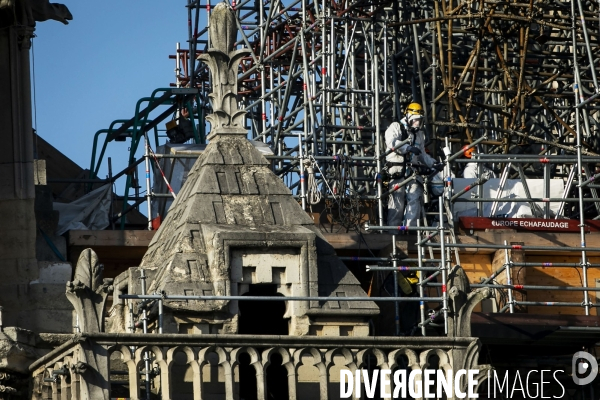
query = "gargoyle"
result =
(0, 0, 72, 27)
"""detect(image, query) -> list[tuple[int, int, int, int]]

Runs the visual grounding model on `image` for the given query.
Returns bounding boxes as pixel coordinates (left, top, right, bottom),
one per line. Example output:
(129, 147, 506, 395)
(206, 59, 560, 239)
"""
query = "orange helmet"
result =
(463, 146, 474, 158)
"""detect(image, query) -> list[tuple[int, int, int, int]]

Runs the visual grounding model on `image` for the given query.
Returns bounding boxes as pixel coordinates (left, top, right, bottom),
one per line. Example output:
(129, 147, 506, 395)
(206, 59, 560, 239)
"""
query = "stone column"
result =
(0, 15, 38, 328)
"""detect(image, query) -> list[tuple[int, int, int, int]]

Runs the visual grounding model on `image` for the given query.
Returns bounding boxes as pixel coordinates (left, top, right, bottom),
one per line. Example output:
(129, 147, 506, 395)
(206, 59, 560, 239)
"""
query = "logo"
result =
(340, 369, 480, 399)
(572, 351, 598, 386)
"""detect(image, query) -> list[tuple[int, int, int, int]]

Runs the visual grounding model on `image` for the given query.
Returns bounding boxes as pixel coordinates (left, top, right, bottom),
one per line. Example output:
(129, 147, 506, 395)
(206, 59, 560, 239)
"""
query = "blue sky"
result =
(32, 0, 195, 183)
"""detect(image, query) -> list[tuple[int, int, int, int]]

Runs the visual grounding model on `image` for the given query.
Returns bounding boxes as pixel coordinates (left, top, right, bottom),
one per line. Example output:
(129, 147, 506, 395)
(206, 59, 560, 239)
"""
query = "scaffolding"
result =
(169, 0, 600, 226)
(70, 0, 600, 334)
(82, 0, 600, 228)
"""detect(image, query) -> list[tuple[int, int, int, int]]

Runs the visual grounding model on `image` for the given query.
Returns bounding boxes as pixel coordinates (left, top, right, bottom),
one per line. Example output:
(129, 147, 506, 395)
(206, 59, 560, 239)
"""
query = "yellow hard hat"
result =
(405, 102, 424, 117)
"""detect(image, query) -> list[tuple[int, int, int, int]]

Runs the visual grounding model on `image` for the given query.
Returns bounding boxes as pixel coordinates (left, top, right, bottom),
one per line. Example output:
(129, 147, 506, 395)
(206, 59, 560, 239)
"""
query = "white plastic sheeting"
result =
(453, 178, 565, 218)
(248, 139, 275, 156)
(54, 184, 111, 235)
(151, 143, 206, 218)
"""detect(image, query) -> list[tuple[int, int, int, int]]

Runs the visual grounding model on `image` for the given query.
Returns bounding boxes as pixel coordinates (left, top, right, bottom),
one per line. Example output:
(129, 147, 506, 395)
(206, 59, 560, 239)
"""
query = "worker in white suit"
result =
(462, 146, 496, 179)
(385, 103, 444, 227)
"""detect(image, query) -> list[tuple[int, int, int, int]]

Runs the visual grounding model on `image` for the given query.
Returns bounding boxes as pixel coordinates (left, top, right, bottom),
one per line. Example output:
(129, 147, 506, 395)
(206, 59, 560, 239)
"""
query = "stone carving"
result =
(66, 249, 112, 333)
(27, 0, 72, 24)
(446, 265, 493, 337)
(197, 2, 250, 135)
(0, 0, 72, 27)
(71, 361, 88, 375)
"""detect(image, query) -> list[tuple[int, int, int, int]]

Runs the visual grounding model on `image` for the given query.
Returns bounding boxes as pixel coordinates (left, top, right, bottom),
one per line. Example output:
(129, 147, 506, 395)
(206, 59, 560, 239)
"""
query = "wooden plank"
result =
(68, 229, 155, 248)
(517, 255, 600, 316)
(457, 254, 494, 282)
(320, 232, 399, 251)
(66, 229, 600, 254)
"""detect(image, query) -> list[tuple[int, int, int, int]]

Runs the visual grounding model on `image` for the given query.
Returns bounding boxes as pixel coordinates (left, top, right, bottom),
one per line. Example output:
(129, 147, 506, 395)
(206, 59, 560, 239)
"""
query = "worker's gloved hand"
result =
(406, 145, 421, 155)
(433, 162, 445, 171)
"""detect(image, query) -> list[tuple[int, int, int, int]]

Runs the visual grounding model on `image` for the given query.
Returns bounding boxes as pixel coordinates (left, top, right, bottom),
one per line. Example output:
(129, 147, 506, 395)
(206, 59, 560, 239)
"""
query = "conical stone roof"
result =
(140, 133, 378, 320)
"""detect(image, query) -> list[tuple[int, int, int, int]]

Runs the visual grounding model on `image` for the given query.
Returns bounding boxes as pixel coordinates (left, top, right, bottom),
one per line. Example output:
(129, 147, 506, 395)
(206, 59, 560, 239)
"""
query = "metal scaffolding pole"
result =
(572, 0, 591, 315)
(417, 221, 427, 336)
(392, 235, 400, 336)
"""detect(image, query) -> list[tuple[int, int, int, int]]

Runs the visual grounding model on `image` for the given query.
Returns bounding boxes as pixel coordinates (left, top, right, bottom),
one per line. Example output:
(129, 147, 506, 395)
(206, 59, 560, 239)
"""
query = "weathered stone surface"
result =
(33, 159, 46, 185)
(66, 249, 112, 333)
(0, 328, 71, 376)
(35, 262, 71, 284)
(17, 309, 73, 333)
(0, 329, 41, 374)
(0, 200, 37, 262)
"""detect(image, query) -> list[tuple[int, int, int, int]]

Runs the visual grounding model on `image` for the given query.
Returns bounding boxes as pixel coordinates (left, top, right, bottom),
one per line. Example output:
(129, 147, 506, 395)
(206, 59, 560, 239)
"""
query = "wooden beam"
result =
(320, 232, 401, 251)
(68, 229, 155, 248)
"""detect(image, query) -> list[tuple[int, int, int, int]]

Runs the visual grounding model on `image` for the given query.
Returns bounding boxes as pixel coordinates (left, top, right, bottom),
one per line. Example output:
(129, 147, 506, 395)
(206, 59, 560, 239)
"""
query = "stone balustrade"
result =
(29, 333, 486, 400)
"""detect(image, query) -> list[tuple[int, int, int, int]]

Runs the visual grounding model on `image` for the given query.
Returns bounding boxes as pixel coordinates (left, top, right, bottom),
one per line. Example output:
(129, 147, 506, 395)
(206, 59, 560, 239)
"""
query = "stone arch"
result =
(294, 348, 326, 400)
(61, 356, 74, 399)
(198, 346, 230, 367)
(388, 348, 421, 399)
(50, 362, 65, 400)
(419, 348, 451, 369)
(262, 347, 294, 399)
(135, 345, 165, 399)
(473, 365, 494, 396)
(166, 346, 200, 400)
(231, 347, 261, 400)
(325, 348, 356, 400)
(388, 348, 420, 370)
(107, 345, 135, 400)
(355, 348, 391, 399)
(355, 348, 386, 369)
(41, 368, 54, 399)
(262, 347, 293, 374)
(198, 346, 232, 399)
(419, 348, 453, 399)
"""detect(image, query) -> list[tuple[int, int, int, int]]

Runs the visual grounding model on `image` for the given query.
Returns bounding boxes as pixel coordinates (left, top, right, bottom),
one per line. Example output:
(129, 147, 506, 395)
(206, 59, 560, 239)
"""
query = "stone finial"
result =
(198, 2, 250, 139)
(66, 249, 112, 333)
(209, 1, 237, 54)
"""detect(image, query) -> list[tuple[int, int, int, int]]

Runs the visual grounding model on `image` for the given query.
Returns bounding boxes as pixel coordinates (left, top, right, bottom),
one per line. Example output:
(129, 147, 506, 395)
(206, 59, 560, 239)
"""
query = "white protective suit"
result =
(385, 119, 437, 226)
(463, 162, 496, 179)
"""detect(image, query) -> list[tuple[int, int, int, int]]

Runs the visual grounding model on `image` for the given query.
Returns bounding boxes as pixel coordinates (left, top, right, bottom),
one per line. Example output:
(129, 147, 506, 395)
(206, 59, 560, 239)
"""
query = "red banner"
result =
(459, 217, 600, 232)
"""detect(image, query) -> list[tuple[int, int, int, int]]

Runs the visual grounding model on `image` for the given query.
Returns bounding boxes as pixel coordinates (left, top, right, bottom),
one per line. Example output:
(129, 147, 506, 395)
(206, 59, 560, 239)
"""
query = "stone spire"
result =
(108, 2, 378, 336)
